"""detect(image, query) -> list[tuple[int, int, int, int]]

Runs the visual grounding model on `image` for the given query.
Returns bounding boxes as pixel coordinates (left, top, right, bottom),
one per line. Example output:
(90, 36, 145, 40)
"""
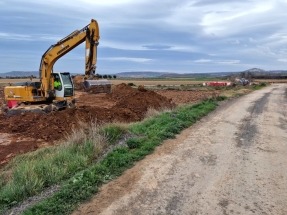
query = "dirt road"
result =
(73, 84, 287, 215)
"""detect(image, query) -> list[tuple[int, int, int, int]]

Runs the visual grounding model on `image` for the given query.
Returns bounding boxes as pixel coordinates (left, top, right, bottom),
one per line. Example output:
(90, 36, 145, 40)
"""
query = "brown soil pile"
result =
(0, 84, 174, 143)
(110, 84, 175, 116)
(72, 75, 85, 90)
(155, 89, 220, 105)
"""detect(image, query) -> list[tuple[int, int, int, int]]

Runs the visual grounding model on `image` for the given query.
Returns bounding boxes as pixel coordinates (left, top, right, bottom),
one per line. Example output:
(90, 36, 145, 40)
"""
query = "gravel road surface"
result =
(73, 84, 287, 215)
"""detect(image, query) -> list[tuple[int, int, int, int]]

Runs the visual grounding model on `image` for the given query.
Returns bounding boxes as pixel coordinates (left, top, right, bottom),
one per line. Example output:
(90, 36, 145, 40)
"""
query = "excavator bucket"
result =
(83, 79, 112, 93)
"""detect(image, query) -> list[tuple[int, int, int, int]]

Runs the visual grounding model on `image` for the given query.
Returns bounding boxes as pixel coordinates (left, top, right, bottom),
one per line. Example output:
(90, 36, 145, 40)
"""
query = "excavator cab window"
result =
(53, 74, 62, 91)
(60, 73, 73, 86)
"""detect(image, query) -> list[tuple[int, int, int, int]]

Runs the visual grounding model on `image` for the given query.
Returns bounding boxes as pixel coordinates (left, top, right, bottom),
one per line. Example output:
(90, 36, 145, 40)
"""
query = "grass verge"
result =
(251, 82, 267, 90)
(0, 122, 126, 214)
(19, 99, 219, 215)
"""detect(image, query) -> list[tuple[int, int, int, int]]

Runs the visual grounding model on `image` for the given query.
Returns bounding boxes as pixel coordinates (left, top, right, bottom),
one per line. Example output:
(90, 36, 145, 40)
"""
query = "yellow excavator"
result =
(3, 19, 111, 114)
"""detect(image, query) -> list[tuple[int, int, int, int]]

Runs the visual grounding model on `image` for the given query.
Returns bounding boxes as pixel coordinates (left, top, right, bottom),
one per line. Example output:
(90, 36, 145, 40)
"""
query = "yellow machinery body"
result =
(4, 85, 43, 103)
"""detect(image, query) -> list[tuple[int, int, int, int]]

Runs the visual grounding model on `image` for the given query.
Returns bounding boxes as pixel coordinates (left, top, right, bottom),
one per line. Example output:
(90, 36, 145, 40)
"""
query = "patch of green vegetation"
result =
(252, 82, 267, 90)
(215, 95, 228, 101)
(21, 99, 219, 215)
(100, 123, 127, 145)
(0, 123, 126, 214)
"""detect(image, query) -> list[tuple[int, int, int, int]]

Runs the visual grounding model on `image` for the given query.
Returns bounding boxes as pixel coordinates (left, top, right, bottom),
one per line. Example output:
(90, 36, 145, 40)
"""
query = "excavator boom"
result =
(40, 19, 100, 98)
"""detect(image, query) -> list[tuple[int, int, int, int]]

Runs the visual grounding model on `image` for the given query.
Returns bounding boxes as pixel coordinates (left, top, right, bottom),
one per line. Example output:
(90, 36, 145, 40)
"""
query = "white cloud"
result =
(100, 57, 153, 63)
(217, 60, 240, 65)
(194, 59, 213, 63)
(200, 1, 274, 37)
(163, 0, 287, 40)
(0, 32, 64, 42)
(38, 35, 62, 41)
(167, 44, 200, 53)
(79, 0, 141, 6)
(193, 59, 240, 65)
(101, 41, 200, 53)
(0, 32, 32, 40)
(277, 59, 287, 63)
(230, 40, 240, 45)
(101, 40, 148, 51)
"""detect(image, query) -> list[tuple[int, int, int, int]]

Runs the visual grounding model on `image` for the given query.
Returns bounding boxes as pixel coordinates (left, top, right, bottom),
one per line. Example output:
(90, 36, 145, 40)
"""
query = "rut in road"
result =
(73, 84, 287, 215)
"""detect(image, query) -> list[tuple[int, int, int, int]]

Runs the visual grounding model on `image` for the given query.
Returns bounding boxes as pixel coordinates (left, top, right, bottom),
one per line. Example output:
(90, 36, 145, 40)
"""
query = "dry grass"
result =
(144, 107, 173, 119)
(0, 79, 39, 85)
(110, 79, 209, 86)
(253, 79, 287, 83)
(219, 87, 253, 98)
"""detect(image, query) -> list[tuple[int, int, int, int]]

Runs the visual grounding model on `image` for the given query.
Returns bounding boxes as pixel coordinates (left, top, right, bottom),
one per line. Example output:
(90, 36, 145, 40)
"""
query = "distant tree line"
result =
(236, 72, 287, 80)
(95, 74, 117, 79)
(0, 74, 117, 79)
(0, 75, 37, 79)
(252, 75, 287, 79)
(72, 74, 117, 79)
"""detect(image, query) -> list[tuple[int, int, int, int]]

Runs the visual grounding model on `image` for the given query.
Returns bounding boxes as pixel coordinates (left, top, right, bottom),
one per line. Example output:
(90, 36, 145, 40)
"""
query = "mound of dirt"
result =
(155, 89, 220, 105)
(72, 75, 85, 90)
(0, 84, 174, 143)
(109, 84, 175, 116)
(0, 106, 137, 142)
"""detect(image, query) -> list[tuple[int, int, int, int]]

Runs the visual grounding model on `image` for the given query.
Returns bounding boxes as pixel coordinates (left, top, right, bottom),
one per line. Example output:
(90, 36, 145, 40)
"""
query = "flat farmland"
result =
(0, 78, 214, 86)
(253, 79, 287, 83)
(1, 78, 286, 86)
(0, 78, 39, 86)
(110, 79, 209, 86)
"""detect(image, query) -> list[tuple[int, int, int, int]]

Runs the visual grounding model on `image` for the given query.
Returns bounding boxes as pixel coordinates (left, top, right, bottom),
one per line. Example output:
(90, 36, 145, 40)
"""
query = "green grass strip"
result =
(0, 124, 126, 213)
(22, 99, 218, 215)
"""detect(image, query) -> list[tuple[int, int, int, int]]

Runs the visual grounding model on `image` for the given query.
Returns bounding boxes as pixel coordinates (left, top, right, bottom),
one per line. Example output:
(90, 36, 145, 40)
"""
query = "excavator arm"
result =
(39, 19, 100, 98)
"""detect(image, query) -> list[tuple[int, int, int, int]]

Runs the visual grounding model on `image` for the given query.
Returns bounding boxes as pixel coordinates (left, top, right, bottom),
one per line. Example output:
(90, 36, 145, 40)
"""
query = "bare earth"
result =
(73, 84, 287, 215)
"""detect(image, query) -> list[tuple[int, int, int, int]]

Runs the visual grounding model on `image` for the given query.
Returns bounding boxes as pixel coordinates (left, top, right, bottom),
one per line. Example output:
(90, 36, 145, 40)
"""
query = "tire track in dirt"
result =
(236, 91, 272, 148)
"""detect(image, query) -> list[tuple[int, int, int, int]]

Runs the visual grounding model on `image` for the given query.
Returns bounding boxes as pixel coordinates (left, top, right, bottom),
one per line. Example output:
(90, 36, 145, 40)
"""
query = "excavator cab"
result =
(52, 72, 74, 99)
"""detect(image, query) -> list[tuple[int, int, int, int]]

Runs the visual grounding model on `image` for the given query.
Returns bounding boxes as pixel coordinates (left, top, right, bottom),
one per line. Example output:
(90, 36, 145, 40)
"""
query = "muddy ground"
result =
(0, 84, 217, 166)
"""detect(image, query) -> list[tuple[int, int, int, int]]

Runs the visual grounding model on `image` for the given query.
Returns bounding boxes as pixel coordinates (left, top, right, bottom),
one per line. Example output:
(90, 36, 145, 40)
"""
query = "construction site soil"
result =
(0, 84, 217, 166)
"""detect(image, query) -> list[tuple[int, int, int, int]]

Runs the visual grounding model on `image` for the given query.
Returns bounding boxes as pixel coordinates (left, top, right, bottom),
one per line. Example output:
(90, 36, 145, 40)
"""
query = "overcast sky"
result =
(1, 0, 287, 74)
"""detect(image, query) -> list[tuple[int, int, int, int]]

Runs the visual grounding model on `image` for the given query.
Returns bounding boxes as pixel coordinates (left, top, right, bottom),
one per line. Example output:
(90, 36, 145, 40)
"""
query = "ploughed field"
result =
(0, 83, 221, 166)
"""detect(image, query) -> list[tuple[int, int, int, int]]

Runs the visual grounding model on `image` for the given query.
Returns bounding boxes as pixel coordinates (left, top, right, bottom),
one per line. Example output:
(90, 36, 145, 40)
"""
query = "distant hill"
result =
(115, 71, 167, 78)
(116, 69, 287, 79)
(243, 68, 287, 74)
(0, 71, 38, 78)
(242, 68, 287, 79)
(116, 71, 239, 78)
(159, 72, 237, 78)
(1, 68, 287, 79)
(243, 68, 266, 73)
